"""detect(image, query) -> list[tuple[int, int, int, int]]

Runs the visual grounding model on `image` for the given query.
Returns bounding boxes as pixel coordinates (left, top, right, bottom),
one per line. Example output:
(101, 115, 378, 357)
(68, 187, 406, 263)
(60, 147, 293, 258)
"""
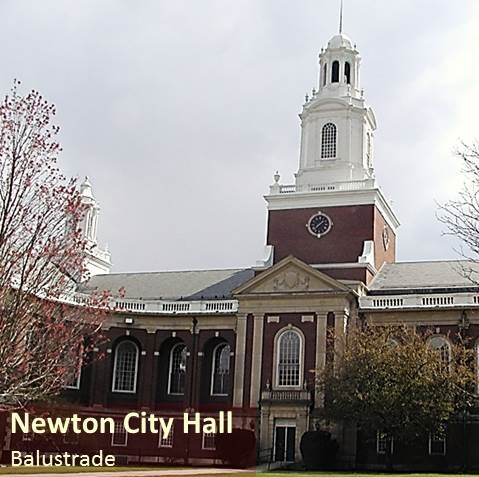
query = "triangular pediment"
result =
(234, 256, 350, 295)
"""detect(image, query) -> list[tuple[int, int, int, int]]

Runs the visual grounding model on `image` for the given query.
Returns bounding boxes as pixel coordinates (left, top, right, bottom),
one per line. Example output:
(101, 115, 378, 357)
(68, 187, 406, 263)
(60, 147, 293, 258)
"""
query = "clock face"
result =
(307, 212, 332, 238)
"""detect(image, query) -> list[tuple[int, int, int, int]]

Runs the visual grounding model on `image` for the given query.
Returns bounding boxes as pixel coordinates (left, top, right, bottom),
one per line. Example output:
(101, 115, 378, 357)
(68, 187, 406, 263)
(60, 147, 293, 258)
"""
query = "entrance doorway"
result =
(274, 420, 296, 462)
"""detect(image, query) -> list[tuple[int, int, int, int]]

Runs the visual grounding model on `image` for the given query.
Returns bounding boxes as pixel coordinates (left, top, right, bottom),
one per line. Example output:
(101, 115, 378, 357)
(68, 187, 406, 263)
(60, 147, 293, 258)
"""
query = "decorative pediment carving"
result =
(234, 256, 350, 295)
(272, 270, 310, 291)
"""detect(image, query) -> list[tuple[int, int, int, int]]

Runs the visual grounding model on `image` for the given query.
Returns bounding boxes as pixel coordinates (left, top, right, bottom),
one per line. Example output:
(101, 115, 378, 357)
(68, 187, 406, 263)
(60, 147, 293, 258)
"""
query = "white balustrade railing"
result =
(272, 179, 375, 195)
(360, 293, 479, 310)
(63, 293, 239, 315)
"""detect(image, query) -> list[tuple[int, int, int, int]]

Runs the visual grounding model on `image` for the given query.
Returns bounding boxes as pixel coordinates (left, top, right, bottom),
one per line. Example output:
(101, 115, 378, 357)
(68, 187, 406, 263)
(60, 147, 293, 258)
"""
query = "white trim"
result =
(306, 211, 333, 238)
(158, 426, 174, 448)
(360, 292, 479, 311)
(427, 335, 452, 371)
(202, 430, 216, 450)
(210, 342, 231, 397)
(64, 368, 81, 390)
(111, 340, 139, 394)
(273, 420, 297, 463)
(273, 327, 305, 390)
(111, 420, 128, 447)
(265, 187, 400, 232)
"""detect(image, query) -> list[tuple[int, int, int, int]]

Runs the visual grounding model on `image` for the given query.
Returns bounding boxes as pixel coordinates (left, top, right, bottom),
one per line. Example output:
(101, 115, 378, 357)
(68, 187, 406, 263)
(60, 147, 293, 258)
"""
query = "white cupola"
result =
(80, 177, 112, 279)
(294, 31, 377, 188)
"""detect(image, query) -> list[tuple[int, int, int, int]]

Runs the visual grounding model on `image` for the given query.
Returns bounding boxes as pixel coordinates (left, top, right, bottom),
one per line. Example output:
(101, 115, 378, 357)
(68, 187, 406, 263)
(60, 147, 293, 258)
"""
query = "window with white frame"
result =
(277, 329, 302, 387)
(321, 123, 337, 159)
(65, 367, 81, 389)
(168, 343, 187, 395)
(376, 431, 393, 455)
(429, 432, 446, 456)
(202, 431, 216, 450)
(112, 340, 139, 393)
(322, 63, 327, 86)
(111, 420, 128, 447)
(211, 343, 231, 396)
(429, 336, 451, 371)
(158, 426, 174, 448)
(64, 344, 83, 390)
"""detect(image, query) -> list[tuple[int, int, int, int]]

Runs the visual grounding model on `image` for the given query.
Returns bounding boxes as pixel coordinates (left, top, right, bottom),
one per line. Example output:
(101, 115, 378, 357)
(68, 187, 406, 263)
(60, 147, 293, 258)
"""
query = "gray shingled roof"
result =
(80, 268, 255, 300)
(369, 260, 479, 293)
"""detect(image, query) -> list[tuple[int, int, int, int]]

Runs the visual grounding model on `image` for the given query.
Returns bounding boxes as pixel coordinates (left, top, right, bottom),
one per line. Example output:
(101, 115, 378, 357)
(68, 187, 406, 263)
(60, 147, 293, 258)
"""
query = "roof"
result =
(369, 260, 479, 293)
(80, 268, 255, 300)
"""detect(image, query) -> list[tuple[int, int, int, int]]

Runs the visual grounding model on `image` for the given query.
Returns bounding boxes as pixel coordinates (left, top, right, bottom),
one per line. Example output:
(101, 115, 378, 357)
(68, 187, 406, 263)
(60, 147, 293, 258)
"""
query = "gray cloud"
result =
(1, 0, 475, 271)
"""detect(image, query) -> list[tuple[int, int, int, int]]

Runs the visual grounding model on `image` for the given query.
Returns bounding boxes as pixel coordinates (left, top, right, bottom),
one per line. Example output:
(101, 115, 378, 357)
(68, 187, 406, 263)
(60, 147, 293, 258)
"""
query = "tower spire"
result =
(339, 0, 344, 33)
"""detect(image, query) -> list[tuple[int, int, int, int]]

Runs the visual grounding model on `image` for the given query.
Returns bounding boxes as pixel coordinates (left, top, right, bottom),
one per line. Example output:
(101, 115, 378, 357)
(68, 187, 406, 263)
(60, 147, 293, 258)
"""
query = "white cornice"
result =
(265, 187, 400, 233)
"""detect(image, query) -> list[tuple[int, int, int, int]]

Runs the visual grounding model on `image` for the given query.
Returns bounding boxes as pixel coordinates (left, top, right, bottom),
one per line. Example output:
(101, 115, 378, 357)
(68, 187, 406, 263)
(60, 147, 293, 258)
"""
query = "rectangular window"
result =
(111, 420, 128, 447)
(64, 367, 81, 390)
(158, 426, 174, 448)
(376, 431, 393, 455)
(429, 433, 446, 456)
(202, 431, 216, 450)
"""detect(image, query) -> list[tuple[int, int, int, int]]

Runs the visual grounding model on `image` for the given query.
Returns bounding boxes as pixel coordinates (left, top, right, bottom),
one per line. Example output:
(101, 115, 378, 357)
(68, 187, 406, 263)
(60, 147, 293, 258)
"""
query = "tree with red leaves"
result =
(0, 81, 108, 407)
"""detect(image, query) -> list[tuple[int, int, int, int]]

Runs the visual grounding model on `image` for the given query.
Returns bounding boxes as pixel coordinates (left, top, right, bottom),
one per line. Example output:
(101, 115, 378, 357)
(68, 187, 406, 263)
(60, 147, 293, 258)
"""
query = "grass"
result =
(0, 470, 470, 476)
(0, 467, 177, 474)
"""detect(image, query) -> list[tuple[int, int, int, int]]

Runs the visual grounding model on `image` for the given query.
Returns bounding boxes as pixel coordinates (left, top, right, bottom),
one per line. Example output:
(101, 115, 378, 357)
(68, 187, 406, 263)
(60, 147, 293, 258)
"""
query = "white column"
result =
(314, 313, 327, 408)
(249, 314, 264, 408)
(233, 314, 248, 408)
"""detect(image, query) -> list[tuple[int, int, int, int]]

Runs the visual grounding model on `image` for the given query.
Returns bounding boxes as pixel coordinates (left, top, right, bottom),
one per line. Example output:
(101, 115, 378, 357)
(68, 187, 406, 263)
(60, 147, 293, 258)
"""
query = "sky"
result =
(1, 0, 478, 273)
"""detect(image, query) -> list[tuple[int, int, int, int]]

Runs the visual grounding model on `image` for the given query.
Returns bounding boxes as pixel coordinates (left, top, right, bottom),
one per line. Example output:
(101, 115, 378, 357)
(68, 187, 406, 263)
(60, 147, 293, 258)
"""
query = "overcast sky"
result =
(1, 0, 478, 273)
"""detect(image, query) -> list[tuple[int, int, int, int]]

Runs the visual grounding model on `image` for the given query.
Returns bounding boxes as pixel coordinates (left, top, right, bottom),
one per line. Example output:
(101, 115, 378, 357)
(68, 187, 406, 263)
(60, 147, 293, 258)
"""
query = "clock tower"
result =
(264, 32, 399, 283)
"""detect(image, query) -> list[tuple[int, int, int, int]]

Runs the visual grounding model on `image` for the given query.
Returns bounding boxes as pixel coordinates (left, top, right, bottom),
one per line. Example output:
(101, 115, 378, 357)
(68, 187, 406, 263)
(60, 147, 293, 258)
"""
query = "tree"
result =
(439, 142, 479, 282)
(0, 81, 108, 407)
(317, 324, 475, 469)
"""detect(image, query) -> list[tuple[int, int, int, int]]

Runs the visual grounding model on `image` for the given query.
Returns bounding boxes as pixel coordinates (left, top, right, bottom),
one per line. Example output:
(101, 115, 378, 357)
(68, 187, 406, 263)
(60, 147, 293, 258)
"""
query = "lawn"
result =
(0, 470, 469, 477)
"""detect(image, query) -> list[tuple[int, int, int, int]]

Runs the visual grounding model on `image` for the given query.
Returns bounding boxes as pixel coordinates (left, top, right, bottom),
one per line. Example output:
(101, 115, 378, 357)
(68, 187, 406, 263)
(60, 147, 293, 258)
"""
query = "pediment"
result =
(234, 256, 350, 296)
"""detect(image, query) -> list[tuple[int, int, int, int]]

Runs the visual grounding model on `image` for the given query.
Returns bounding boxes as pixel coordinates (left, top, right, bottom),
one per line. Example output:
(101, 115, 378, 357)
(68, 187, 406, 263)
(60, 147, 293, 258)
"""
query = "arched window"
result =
(277, 330, 302, 387)
(321, 123, 337, 159)
(323, 63, 327, 87)
(112, 341, 139, 393)
(344, 61, 351, 84)
(429, 336, 451, 370)
(331, 61, 340, 83)
(168, 343, 187, 395)
(211, 343, 231, 396)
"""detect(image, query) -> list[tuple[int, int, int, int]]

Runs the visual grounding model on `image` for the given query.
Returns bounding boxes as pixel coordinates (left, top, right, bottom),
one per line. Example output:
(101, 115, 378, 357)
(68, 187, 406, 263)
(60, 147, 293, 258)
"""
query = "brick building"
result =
(6, 30, 479, 471)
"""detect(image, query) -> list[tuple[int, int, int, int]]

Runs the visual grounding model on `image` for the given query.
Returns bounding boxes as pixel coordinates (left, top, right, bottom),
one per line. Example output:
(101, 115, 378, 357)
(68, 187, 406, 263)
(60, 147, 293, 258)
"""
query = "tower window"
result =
(345, 62, 351, 84)
(321, 123, 337, 159)
(323, 63, 327, 87)
(331, 61, 340, 83)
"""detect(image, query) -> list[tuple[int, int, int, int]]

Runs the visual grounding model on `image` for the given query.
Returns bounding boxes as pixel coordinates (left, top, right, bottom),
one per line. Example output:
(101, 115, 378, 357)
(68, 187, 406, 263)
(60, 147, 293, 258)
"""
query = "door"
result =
(274, 425, 296, 462)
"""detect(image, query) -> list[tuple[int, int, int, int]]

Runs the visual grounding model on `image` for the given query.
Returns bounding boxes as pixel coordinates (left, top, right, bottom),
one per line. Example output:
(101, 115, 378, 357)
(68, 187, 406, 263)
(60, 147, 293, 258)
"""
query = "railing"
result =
(360, 293, 479, 310)
(261, 389, 312, 402)
(62, 293, 239, 315)
(271, 178, 375, 195)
